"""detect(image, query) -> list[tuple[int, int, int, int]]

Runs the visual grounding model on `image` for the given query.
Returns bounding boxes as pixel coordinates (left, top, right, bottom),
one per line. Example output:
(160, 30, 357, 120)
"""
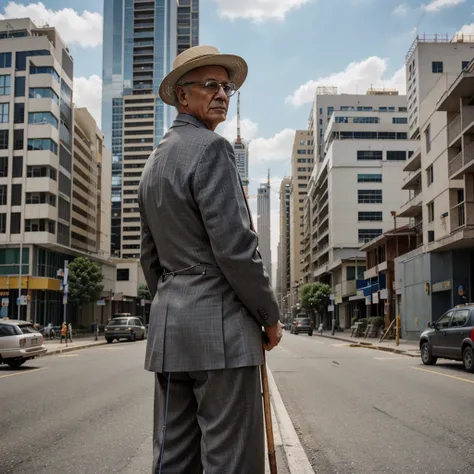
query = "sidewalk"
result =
(316, 331, 421, 357)
(43, 336, 107, 356)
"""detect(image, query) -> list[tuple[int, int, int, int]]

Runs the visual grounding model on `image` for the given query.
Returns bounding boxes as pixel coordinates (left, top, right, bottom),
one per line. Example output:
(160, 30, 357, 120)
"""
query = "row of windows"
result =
(29, 111, 59, 128)
(320, 105, 406, 114)
(357, 150, 409, 161)
(358, 190, 382, 204)
(337, 131, 408, 140)
(28, 138, 58, 154)
(358, 173, 382, 183)
(359, 229, 383, 243)
(0, 214, 56, 234)
(29, 87, 59, 104)
(30, 66, 60, 82)
(0, 75, 10, 95)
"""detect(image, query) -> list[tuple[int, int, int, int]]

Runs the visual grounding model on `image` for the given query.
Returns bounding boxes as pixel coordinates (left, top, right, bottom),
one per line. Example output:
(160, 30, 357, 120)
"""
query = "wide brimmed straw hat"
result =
(159, 45, 248, 106)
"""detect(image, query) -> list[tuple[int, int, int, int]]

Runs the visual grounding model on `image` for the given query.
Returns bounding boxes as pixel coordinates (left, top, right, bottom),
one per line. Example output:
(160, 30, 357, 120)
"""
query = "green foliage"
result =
(299, 283, 331, 314)
(67, 257, 104, 307)
(368, 316, 385, 328)
(137, 283, 151, 301)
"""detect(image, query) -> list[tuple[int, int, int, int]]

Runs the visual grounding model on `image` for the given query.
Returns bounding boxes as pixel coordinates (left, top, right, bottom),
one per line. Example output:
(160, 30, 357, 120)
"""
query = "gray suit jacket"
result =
(138, 113, 280, 373)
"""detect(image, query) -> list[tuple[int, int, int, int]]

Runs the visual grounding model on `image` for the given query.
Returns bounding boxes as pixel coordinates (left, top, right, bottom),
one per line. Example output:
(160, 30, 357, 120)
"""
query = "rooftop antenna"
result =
(236, 91, 241, 143)
(267, 169, 270, 186)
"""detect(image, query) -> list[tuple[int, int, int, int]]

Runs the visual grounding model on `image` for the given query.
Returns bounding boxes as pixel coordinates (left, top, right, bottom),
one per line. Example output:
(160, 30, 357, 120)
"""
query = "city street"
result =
(2, 334, 474, 474)
(268, 333, 474, 474)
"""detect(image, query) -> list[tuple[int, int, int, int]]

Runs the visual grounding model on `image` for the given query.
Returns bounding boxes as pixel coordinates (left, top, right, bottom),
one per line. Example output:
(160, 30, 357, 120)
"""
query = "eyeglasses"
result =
(178, 79, 236, 97)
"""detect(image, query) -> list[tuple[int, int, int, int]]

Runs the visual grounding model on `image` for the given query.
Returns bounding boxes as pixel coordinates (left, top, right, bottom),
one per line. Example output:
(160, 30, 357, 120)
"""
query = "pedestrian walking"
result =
(60, 322, 67, 343)
(138, 45, 283, 474)
(67, 322, 73, 342)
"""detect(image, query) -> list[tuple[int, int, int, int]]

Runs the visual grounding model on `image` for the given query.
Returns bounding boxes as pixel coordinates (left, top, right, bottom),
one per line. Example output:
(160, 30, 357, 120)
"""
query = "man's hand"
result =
(263, 321, 283, 351)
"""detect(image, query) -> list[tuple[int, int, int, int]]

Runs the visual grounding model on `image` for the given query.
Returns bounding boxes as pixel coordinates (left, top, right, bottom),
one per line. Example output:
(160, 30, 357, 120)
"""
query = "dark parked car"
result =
(419, 304, 474, 372)
(290, 316, 313, 336)
(104, 317, 146, 343)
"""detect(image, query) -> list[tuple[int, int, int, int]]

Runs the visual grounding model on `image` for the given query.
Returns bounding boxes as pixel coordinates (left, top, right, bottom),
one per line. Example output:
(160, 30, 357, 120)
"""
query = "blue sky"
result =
(0, 0, 473, 270)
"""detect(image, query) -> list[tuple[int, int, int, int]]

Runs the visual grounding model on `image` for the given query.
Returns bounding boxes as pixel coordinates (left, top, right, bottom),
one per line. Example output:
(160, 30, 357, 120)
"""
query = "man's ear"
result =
(176, 86, 188, 106)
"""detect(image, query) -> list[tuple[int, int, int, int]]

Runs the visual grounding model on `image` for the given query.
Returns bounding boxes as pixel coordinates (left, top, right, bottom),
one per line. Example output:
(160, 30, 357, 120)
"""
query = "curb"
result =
(317, 334, 420, 358)
(43, 341, 107, 357)
(267, 366, 315, 473)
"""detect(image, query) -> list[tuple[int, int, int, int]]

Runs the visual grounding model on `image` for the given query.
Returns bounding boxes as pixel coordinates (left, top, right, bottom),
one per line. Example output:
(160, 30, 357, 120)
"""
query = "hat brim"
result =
(159, 54, 248, 106)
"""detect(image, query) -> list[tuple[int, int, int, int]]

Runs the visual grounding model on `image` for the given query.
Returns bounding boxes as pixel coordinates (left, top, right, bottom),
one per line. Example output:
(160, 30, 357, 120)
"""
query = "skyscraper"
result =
(102, 0, 199, 258)
(257, 172, 272, 284)
(277, 177, 291, 312)
(232, 92, 249, 196)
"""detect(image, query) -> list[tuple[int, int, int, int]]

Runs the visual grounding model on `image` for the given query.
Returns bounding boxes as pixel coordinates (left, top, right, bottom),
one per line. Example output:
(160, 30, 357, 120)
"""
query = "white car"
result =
(0, 319, 47, 368)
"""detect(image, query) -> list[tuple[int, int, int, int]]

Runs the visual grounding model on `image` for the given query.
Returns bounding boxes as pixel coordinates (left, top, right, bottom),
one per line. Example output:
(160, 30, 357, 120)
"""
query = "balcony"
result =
(399, 190, 422, 217)
(450, 201, 465, 231)
(403, 147, 421, 172)
(402, 168, 422, 190)
(449, 141, 474, 179)
(447, 113, 461, 146)
(462, 105, 474, 133)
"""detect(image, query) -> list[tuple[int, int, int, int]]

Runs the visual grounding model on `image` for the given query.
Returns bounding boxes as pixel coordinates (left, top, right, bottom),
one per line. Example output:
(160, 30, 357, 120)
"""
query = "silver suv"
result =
(0, 319, 47, 369)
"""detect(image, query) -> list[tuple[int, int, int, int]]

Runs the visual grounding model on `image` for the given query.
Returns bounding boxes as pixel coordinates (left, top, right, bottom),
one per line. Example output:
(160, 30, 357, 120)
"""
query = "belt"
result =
(161, 264, 222, 281)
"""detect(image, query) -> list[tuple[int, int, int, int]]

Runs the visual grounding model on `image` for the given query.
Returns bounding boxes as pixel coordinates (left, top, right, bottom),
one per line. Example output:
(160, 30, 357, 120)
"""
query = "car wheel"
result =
(463, 346, 474, 373)
(308, 331, 313, 336)
(106, 338, 113, 344)
(130, 333, 136, 342)
(7, 359, 26, 369)
(421, 342, 437, 365)
(141, 332, 145, 340)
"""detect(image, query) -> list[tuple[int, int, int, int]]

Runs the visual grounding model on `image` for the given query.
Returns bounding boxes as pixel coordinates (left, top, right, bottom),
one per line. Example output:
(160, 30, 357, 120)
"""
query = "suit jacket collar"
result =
(173, 113, 209, 130)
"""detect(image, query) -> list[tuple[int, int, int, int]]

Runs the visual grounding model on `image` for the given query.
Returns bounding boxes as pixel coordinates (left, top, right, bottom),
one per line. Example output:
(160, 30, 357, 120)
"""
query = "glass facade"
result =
(102, 0, 198, 257)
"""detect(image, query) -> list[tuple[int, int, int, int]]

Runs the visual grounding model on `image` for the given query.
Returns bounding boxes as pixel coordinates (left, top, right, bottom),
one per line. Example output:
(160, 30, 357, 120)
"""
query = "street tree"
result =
(67, 257, 104, 321)
(137, 283, 151, 301)
(300, 282, 331, 320)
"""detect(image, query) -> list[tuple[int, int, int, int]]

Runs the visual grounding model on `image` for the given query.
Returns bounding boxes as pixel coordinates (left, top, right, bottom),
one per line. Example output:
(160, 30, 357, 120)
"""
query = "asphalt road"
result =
(0, 341, 153, 474)
(267, 332, 474, 474)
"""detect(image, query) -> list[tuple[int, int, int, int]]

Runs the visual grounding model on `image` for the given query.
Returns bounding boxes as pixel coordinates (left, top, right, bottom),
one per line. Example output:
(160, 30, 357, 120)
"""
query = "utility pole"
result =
(17, 242, 23, 320)
(63, 260, 69, 347)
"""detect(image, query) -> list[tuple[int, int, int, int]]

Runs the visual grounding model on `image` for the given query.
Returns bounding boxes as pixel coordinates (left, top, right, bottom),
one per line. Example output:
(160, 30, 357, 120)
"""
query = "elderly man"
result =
(138, 45, 283, 473)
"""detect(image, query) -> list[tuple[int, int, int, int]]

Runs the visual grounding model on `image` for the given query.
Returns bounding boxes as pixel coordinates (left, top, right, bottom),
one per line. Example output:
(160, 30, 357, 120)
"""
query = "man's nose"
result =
(215, 85, 228, 101)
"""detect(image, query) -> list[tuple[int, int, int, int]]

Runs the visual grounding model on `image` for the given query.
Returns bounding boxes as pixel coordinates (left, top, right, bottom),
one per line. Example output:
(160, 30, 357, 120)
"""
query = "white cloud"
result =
(392, 3, 410, 15)
(218, 115, 259, 141)
(0, 2, 102, 48)
(286, 57, 406, 107)
(422, 0, 465, 12)
(456, 22, 474, 37)
(74, 75, 102, 127)
(212, 0, 311, 22)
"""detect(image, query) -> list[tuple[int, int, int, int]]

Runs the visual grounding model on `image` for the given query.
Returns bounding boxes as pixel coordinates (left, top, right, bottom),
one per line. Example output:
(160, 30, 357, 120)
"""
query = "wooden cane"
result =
(261, 349, 278, 474)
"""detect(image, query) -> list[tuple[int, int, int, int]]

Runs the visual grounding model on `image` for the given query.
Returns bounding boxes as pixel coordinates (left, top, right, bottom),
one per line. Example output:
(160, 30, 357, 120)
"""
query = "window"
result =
(327, 107, 334, 116)
(26, 192, 56, 206)
(0, 185, 6, 205)
(0, 102, 8, 123)
(297, 150, 306, 155)
(11, 184, 22, 206)
(0, 213, 5, 233)
(12, 156, 22, 177)
(117, 268, 130, 281)
(428, 230, 435, 242)
(347, 265, 365, 281)
(15, 50, 50, 71)
(392, 117, 407, 124)
(297, 167, 307, 172)
(14, 129, 23, 150)
(298, 183, 307, 188)
(10, 212, 20, 234)
(427, 165, 434, 185)
(387, 151, 406, 161)
(424, 124, 431, 153)
(28, 111, 59, 128)
(27, 166, 57, 180)
(353, 117, 379, 124)
(27, 138, 58, 154)
(297, 158, 307, 163)
(358, 190, 382, 204)
(24, 219, 55, 233)
(462, 61, 470, 71)
(427, 201, 434, 223)
(451, 309, 469, 327)
(358, 174, 382, 183)
(0, 75, 10, 95)
(399, 107, 407, 112)
(432, 61, 443, 73)
(358, 211, 383, 221)
(29, 87, 59, 104)
(359, 229, 383, 243)
(0, 157, 7, 177)
(14, 103, 24, 123)
(357, 106, 372, 111)
(357, 150, 382, 161)
(0, 53, 12, 68)
(30, 66, 60, 82)
(14, 76, 25, 97)
(0, 130, 8, 149)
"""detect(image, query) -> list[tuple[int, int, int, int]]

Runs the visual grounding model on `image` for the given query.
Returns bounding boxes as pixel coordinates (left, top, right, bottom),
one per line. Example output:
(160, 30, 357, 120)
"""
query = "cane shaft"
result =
(261, 355, 278, 474)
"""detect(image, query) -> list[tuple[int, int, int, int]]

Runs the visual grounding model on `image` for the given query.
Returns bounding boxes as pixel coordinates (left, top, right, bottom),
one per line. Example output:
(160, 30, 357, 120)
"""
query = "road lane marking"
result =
(411, 366, 474, 385)
(0, 366, 49, 379)
(58, 354, 80, 358)
(99, 347, 124, 350)
(331, 343, 351, 347)
(374, 356, 410, 360)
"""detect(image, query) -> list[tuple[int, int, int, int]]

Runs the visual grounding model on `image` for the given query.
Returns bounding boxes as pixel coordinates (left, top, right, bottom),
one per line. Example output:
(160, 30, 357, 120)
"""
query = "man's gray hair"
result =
(173, 71, 193, 111)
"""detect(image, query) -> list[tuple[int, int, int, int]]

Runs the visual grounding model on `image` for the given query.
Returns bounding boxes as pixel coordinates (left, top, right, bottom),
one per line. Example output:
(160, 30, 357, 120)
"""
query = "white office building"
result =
(257, 177, 271, 284)
(306, 90, 418, 328)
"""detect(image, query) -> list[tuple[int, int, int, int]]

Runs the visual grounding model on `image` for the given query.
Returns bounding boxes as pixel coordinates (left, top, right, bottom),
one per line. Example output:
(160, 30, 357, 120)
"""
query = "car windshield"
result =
(19, 324, 41, 334)
(297, 318, 310, 323)
(0, 324, 22, 336)
(108, 319, 129, 326)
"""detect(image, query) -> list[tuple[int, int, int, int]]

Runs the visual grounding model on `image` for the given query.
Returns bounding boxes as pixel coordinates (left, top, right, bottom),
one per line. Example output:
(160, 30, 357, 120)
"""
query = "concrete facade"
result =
(257, 178, 272, 284)
(277, 177, 291, 314)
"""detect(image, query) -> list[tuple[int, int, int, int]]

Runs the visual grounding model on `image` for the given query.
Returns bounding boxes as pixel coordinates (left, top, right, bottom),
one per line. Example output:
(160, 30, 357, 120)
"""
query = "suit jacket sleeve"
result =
(139, 197, 162, 299)
(193, 135, 280, 327)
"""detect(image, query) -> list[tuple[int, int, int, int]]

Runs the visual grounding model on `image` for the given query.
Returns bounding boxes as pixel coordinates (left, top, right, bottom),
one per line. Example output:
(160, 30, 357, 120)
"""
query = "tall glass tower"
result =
(102, 0, 199, 258)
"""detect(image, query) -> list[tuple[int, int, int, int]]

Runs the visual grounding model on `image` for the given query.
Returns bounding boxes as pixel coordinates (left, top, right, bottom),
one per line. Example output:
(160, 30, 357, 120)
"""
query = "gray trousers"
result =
(153, 366, 264, 474)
